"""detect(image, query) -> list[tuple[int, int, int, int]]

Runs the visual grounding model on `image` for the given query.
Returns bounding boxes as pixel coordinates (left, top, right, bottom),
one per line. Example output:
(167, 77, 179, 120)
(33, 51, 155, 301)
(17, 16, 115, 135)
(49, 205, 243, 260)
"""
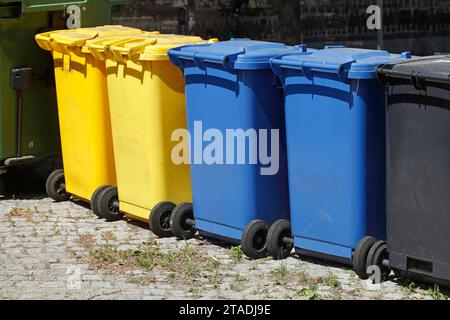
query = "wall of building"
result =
(113, 0, 450, 55)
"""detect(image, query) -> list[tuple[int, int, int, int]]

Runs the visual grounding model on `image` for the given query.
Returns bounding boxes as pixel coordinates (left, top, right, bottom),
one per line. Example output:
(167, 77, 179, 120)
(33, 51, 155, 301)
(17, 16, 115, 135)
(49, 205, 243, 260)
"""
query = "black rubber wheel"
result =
(266, 219, 293, 260)
(149, 201, 176, 238)
(97, 186, 122, 222)
(366, 240, 391, 283)
(241, 220, 270, 260)
(90, 185, 110, 218)
(353, 236, 377, 279)
(170, 202, 196, 240)
(46, 169, 70, 202)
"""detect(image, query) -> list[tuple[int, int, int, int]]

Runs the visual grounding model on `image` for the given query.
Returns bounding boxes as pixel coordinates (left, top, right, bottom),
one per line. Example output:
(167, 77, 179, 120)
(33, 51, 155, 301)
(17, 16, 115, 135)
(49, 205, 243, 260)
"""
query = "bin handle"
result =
(142, 31, 161, 36)
(377, 66, 450, 89)
(169, 46, 242, 72)
(50, 37, 94, 48)
(271, 57, 353, 81)
(168, 39, 229, 69)
(35, 33, 53, 51)
(35, 33, 83, 55)
(49, 32, 99, 53)
(46, 33, 99, 56)
(87, 38, 133, 60)
(88, 37, 156, 62)
(168, 46, 196, 69)
(109, 39, 157, 62)
(87, 38, 138, 60)
(191, 52, 239, 71)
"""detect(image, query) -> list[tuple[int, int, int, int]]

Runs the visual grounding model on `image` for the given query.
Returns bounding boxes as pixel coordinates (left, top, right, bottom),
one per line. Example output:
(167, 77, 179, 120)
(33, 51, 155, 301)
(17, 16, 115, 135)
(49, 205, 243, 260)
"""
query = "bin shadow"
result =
(114, 220, 228, 243)
(290, 252, 353, 271)
(1, 159, 60, 201)
(70, 199, 95, 212)
(195, 234, 236, 249)
(290, 253, 403, 286)
(124, 218, 149, 230)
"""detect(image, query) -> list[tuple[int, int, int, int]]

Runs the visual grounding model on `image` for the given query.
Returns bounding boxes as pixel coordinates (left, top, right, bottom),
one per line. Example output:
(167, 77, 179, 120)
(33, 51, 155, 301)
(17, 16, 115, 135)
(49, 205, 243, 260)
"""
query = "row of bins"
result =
(36, 26, 450, 287)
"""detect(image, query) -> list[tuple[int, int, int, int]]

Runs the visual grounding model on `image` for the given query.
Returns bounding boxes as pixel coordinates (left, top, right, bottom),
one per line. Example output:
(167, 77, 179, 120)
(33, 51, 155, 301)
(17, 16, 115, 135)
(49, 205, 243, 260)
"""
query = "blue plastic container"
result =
(169, 40, 313, 258)
(270, 46, 411, 265)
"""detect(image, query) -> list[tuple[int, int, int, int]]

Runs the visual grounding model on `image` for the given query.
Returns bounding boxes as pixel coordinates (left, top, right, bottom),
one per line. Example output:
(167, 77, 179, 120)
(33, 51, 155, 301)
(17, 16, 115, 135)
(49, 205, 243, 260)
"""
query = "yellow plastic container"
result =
(35, 26, 150, 217)
(86, 35, 217, 236)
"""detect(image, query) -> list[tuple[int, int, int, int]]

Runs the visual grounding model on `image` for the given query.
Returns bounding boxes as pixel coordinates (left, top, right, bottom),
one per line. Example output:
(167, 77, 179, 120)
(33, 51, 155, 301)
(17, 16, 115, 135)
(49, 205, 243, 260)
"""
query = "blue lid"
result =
(271, 45, 412, 79)
(168, 39, 314, 71)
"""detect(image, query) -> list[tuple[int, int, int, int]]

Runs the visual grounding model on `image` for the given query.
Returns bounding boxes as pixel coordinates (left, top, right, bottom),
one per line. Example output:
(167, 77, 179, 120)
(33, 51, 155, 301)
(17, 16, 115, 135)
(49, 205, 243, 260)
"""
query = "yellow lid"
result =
(84, 32, 160, 60)
(35, 25, 150, 55)
(90, 34, 219, 62)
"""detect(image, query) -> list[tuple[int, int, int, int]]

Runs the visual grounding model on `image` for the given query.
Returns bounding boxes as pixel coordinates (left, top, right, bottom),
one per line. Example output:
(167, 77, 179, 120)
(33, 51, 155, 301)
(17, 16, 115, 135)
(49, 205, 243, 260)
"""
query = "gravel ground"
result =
(0, 167, 448, 300)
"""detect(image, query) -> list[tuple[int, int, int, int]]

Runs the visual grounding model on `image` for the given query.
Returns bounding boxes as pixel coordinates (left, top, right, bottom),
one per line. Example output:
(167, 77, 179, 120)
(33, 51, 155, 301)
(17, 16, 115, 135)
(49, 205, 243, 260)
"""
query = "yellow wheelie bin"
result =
(86, 35, 217, 236)
(35, 26, 151, 219)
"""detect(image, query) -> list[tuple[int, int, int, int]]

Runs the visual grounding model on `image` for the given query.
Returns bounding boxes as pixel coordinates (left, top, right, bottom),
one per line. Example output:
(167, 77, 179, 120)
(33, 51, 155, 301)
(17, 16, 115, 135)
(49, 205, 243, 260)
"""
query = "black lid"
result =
(377, 55, 450, 89)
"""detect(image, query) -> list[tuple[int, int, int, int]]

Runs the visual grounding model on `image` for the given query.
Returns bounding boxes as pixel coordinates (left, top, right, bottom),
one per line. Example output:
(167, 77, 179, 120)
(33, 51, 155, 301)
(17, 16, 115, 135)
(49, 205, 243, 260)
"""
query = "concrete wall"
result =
(113, 0, 450, 55)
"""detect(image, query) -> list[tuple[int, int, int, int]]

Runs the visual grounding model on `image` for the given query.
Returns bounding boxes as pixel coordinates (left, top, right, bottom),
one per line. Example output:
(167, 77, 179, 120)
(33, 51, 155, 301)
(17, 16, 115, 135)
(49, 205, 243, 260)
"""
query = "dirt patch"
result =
(79, 234, 95, 249)
(7, 208, 33, 219)
(101, 231, 117, 242)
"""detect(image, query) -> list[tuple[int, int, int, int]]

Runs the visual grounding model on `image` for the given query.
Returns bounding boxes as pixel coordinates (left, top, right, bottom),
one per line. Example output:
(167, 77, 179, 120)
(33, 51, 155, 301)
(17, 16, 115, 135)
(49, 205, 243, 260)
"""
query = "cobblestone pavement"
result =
(0, 172, 448, 300)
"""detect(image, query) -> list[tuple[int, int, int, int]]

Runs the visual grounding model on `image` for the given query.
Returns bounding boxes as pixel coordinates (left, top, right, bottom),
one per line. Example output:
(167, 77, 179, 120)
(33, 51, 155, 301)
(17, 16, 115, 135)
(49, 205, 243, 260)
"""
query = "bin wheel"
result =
(149, 202, 176, 238)
(46, 169, 70, 202)
(266, 219, 293, 260)
(97, 186, 122, 222)
(353, 236, 377, 279)
(366, 240, 391, 283)
(241, 220, 270, 260)
(170, 202, 196, 240)
(90, 186, 110, 218)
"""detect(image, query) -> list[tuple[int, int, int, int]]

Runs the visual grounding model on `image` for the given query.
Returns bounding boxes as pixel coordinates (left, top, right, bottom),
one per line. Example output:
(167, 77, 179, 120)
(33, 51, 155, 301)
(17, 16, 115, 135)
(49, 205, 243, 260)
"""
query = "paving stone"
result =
(1, 198, 448, 300)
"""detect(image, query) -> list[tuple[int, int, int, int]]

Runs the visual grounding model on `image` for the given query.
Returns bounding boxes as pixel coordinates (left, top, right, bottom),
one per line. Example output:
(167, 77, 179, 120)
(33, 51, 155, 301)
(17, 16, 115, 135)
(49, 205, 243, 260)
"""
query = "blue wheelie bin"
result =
(168, 40, 314, 259)
(269, 46, 411, 278)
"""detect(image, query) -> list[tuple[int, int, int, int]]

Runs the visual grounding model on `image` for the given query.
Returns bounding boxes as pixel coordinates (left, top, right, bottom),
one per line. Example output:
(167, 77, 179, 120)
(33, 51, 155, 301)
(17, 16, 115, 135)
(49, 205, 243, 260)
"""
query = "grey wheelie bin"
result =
(376, 55, 450, 287)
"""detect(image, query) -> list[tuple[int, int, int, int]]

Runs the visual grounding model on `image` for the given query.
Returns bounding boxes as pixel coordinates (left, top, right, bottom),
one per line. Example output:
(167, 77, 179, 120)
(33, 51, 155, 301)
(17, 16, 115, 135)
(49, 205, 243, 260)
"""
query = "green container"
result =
(0, 0, 128, 193)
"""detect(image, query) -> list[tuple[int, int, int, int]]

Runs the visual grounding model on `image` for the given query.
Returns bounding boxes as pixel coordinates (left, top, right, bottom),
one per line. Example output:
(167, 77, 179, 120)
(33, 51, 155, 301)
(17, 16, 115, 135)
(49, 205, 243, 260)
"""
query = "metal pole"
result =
(377, 0, 384, 50)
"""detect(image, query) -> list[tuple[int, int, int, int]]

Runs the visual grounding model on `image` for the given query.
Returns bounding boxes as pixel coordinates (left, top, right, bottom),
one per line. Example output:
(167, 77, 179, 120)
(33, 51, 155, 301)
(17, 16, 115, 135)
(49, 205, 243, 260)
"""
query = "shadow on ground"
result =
(1, 157, 61, 200)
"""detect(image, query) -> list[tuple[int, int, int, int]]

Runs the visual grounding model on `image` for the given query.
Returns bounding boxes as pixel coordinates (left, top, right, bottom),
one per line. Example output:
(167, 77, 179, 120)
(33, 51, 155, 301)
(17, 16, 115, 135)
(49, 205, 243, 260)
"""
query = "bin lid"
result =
(271, 46, 412, 79)
(377, 55, 450, 88)
(89, 34, 218, 62)
(35, 26, 147, 54)
(168, 39, 313, 70)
